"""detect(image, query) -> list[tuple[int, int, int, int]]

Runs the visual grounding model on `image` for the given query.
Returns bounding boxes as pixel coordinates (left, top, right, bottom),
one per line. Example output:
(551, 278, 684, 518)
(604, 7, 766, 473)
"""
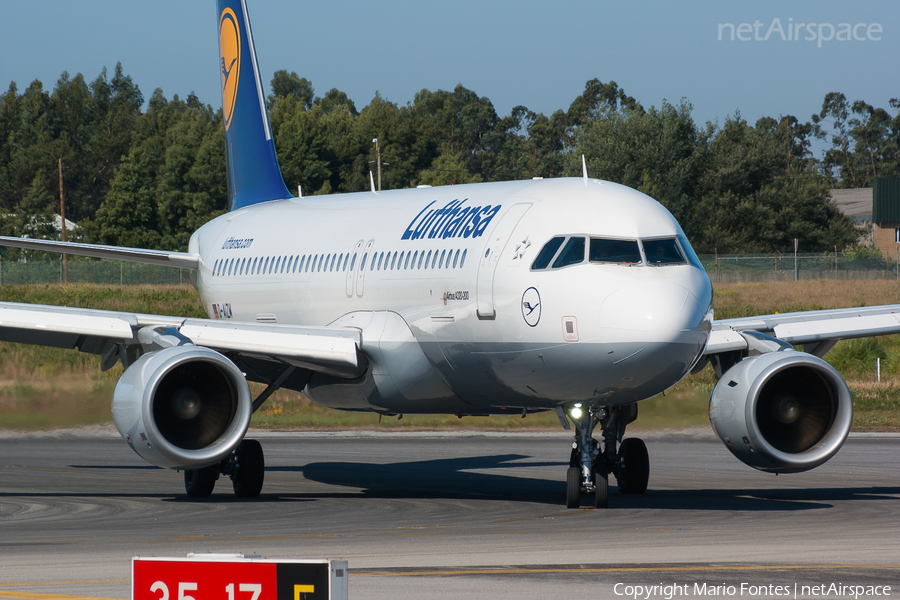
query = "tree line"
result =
(1, 64, 897, 254)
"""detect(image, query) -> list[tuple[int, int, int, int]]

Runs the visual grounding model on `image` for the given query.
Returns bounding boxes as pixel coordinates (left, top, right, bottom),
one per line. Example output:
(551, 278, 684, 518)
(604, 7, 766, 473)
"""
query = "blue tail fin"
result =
(217, 0, 291, 210)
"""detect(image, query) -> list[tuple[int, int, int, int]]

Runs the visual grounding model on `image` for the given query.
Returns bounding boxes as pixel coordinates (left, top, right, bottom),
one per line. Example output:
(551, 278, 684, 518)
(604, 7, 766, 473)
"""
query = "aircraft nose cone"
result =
(599, 280, 707, 343)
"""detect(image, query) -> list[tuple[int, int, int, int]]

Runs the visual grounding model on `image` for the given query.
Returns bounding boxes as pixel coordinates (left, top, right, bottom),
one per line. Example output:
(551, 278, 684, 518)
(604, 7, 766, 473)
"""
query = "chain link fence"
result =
(0, 255, 188, 285)
(699, 251, 897, 283)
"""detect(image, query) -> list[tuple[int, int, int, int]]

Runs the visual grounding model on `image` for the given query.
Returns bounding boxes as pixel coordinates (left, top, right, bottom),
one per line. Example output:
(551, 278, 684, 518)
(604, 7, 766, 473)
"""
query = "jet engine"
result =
(709, 351, 852, 473)
(111, 345, 252, 469)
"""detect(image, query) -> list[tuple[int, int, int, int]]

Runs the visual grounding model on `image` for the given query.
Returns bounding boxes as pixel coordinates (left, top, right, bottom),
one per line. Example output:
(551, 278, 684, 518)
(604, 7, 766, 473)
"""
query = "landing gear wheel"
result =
(232, 439, 265, 498)
(566, 466, 581, 509)
(617, 438, 649, 494)
(590, 470, 609, 509)
(184, 464, 218, 497)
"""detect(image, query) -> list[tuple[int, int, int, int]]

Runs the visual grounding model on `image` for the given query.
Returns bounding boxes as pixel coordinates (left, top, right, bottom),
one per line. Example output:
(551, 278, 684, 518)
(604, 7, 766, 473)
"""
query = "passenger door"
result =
(476, 203, 531, 319)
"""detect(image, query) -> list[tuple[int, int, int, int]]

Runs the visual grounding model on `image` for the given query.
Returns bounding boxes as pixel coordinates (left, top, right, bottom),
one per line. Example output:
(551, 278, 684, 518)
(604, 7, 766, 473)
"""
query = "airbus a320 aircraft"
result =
(2, 0, 899, 509)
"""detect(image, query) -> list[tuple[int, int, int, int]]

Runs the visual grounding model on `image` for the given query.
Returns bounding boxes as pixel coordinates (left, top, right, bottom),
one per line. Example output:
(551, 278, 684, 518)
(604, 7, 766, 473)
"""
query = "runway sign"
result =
(133, 555, 348, 600)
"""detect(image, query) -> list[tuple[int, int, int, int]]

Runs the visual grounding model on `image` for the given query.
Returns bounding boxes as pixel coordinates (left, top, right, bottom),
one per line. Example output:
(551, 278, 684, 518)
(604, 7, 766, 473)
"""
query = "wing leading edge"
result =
(0, 301, 362, 378)
(705, 304, 900, 356)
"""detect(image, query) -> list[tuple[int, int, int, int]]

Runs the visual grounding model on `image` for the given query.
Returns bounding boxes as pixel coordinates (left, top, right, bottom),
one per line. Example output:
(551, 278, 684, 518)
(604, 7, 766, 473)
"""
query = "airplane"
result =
(1, 0, 899, 509)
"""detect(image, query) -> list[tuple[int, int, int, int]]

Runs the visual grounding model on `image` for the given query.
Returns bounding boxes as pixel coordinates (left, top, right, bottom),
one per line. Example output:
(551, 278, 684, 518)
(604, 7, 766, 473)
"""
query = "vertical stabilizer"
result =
(217, 0, 291, 210)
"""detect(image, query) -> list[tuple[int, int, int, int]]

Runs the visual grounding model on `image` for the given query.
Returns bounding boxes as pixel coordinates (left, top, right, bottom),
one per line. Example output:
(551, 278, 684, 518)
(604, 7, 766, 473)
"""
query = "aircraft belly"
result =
(429, 339, 700, 408)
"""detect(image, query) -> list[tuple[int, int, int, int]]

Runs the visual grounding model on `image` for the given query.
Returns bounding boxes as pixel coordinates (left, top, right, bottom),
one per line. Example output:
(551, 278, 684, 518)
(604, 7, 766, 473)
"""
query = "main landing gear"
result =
(184, 439, 265, 498)
(563, 403, 649, 509)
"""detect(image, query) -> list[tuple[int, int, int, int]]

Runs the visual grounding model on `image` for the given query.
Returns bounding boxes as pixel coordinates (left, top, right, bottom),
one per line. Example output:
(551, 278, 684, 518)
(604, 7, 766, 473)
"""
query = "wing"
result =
(705, 304, 900, 356)
(0, 236, 199, 269)
(0, 301, 364, 383)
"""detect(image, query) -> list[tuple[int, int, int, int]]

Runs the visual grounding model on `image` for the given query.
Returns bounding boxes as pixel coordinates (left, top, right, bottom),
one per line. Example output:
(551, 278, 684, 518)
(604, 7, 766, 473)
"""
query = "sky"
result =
(1, 0, 898, 150)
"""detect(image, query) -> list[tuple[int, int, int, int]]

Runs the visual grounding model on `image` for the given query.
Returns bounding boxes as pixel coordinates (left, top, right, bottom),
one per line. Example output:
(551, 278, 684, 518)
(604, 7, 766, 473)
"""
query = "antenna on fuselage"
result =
(582, 155, 588, 184)
(369, 171, 378, 194)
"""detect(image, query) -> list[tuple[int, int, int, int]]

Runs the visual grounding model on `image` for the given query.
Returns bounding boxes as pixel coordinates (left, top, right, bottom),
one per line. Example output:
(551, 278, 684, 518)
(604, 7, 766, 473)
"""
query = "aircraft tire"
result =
(232, 439, 265, 498)
(591, 471, 609, 508)
(566, 466, 581, 508)
(185, 464, 218, 497)
(618, 438, 649, 494)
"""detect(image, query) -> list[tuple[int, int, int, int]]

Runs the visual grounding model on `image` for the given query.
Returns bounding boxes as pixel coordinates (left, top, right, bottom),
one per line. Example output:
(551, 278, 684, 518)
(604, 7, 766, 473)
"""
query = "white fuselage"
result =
(191, 177, 714, 415)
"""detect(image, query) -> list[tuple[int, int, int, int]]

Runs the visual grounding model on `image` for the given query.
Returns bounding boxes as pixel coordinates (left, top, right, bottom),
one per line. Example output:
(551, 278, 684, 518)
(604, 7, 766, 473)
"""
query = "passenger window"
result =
(431, 251, 438, 269)
(532, 236, 565, 270)
(453, 249, 459, 268)
(439, 250, 446, 268)
(349, 253, 357, 271)
(425, 250, 432, 269)
(407, 252, 413, 269)
(262, 257, 269, 273)
(360, 253, 368, 271)
(589, 239, 642, 264)
(552, 237, 585, 268)
(460, 249, 467, 268)
(390, 252, 397, 270)
(644, 238, 686, 265)
(322, 254, 330, 272)
(330, 254, 336, 271)
(227, 259, 233, 276)
(377, 252, 384, 270)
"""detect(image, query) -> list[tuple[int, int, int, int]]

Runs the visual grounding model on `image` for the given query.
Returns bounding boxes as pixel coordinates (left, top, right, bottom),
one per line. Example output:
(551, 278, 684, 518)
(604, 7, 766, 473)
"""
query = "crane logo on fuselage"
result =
(402, 199, 501, 241)
(522, 287, 541, 327)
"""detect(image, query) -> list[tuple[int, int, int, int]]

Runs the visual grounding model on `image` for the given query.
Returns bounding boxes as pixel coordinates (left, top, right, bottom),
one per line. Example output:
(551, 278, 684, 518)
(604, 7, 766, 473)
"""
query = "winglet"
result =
(582, 155, 588, 184)
(218, 0, 291, 210)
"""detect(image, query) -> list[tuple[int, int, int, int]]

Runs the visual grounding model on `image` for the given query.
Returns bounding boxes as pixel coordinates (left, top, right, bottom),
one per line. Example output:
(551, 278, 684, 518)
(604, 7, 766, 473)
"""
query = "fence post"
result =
(793, 239, 799, 281)
(715, 247, 719, 283)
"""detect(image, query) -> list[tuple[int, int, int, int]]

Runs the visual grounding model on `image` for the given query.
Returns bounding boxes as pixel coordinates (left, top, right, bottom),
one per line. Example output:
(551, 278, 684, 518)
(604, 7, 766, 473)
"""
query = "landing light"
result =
(570, 405, 583, 419)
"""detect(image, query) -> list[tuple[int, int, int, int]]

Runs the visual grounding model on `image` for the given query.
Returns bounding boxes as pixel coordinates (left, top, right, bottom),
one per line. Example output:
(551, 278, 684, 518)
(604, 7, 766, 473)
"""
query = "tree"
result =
(267, 70, 314, 110)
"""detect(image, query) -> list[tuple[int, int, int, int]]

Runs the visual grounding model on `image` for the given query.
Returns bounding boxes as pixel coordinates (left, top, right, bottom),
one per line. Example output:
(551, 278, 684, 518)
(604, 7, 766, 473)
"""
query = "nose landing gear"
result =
(563, 403, 648, 508)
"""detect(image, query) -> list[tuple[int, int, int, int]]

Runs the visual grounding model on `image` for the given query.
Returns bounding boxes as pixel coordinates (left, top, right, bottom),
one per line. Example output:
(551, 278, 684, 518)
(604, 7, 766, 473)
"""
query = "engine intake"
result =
(709, 351, 852, 473)
(112, 346, 252, 469)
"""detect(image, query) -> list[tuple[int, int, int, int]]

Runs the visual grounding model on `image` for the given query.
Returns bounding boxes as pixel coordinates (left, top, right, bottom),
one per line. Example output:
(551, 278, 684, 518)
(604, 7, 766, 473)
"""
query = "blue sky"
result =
(1, 1, 897, 146)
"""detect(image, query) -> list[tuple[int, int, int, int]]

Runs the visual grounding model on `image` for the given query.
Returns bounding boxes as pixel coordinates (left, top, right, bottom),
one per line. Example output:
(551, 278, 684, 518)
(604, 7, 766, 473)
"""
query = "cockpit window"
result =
(532, 236, 565, 270)
(552, 236, 585, 268)
(589, 238, 642, 264)
(644, 238, 686, 265)
(677, 234, 704, 269)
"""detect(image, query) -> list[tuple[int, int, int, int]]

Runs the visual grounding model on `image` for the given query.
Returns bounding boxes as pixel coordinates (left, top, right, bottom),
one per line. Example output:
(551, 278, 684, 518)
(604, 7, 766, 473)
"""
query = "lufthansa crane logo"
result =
(521, 287, 541, 327)
(219, 7, 241, 131)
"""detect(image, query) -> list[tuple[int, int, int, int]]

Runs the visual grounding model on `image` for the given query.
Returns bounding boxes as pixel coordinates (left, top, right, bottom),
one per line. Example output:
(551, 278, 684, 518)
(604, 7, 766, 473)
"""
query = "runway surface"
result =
(1, 428, 898, 599)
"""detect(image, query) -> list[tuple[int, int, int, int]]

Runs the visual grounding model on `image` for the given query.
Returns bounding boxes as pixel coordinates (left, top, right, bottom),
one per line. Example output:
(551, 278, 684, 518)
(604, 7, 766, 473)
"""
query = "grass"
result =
(0, 280, 899, 431)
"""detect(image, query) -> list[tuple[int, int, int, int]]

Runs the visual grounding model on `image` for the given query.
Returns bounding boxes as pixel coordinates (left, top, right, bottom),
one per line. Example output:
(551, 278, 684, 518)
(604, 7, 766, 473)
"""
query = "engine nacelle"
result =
(112, 345, 252, 469)
(709, 351, 852, 473)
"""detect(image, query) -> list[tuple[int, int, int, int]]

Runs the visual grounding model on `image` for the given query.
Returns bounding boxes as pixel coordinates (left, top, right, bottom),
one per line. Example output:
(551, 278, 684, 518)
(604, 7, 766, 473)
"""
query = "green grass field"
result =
(0, 281, 898, 431)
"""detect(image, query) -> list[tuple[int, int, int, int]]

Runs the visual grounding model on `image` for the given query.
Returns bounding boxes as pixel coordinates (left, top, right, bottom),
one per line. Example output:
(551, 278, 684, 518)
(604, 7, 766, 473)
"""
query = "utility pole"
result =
(58, 158, 68, 283)
(372, 138, 381, 191)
